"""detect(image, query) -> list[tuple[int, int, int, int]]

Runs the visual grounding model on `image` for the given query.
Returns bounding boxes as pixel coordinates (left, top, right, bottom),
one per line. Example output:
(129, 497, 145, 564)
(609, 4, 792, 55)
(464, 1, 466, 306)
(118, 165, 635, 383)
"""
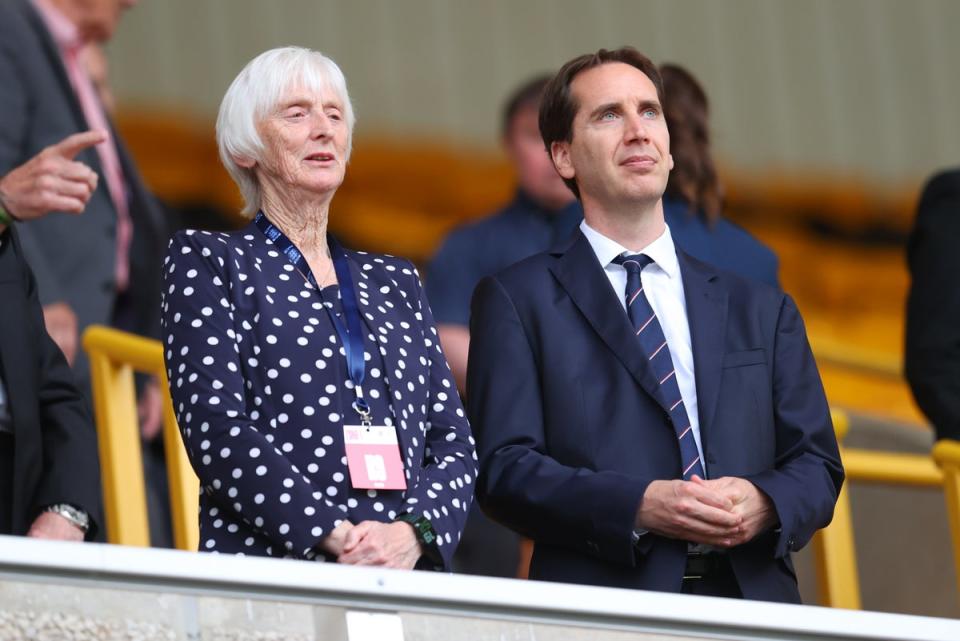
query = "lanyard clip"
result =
(352, 393, 372, 427)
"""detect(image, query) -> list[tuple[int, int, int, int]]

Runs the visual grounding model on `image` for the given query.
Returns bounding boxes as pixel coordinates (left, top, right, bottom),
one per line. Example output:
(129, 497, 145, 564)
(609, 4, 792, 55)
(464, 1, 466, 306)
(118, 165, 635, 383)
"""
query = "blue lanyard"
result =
(254, 211, 372, 424)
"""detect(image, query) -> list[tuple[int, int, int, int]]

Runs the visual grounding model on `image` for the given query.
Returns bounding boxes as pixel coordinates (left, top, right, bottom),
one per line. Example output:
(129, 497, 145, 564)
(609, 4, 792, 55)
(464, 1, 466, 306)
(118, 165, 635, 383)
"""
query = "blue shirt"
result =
(426, 191, 583, 325)
(663, 197, 780, 288)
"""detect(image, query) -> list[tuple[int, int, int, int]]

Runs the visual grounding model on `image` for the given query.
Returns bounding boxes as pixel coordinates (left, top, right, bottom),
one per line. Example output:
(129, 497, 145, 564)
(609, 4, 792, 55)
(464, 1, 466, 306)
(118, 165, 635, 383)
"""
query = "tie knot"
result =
(613, 253, 654, 274)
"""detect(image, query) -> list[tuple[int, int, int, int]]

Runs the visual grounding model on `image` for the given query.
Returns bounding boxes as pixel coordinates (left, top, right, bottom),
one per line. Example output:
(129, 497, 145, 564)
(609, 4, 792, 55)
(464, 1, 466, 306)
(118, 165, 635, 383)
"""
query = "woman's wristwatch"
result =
(45, 503, 90, 534)
(395, 512, 442, 565)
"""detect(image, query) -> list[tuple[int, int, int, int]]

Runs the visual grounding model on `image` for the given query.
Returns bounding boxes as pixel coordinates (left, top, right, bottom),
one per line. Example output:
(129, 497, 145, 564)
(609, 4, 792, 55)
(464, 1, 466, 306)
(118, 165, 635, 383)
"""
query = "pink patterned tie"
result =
(62, 42, 132, 292)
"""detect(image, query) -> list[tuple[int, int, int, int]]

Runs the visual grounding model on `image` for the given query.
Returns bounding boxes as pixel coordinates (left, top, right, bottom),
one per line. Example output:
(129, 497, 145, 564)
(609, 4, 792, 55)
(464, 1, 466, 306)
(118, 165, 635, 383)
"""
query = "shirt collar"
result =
(32, 0, 83, 52)
(580, 218, 681, 279)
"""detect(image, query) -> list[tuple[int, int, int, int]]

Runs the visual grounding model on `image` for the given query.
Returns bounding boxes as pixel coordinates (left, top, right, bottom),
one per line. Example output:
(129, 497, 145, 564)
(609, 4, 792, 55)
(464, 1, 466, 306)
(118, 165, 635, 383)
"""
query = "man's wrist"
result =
(44, 503, 90, 534)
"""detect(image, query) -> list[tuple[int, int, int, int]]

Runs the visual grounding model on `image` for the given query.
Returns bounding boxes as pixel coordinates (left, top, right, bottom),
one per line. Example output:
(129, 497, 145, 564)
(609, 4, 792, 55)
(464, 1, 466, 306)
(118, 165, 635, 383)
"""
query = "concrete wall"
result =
(106, 0, 960, 199)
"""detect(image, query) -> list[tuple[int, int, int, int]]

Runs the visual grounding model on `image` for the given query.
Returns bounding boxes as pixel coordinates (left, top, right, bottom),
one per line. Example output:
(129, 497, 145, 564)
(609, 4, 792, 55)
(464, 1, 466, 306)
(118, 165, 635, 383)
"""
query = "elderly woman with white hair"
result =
(161, 47, 476, 570)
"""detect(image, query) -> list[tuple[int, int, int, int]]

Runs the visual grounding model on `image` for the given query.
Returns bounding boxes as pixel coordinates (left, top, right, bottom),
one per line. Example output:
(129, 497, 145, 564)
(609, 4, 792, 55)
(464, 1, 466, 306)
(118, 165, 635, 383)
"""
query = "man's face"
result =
(504, 104, 574, 211)
(60, 0, 138, 43)
(551, 62, 673, 212)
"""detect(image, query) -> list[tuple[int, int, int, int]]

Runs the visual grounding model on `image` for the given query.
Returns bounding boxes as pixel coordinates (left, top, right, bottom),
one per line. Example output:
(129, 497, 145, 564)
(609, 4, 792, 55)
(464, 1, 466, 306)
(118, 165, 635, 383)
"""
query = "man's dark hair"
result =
(661, 63, 722, 224)
(539, 47, 664, 199)
(501, 74, 552, 139)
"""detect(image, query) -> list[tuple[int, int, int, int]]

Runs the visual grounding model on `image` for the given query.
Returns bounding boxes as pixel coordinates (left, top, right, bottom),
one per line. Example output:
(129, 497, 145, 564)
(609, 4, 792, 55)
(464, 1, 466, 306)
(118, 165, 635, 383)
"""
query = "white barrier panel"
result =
(0, 535, 957, 641)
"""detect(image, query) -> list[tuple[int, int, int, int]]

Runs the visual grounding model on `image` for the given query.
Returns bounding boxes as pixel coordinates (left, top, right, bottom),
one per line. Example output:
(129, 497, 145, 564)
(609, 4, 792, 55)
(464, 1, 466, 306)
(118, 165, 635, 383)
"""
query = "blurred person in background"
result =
(0, 131, 105, 542)
(659, 63, 779, 288)
(162, 47, 476, 568)
(0, 0, 168, 435)
(426, 75, 582, 578)
(905, 168, 960, 442)
(426, 75, 582, 393)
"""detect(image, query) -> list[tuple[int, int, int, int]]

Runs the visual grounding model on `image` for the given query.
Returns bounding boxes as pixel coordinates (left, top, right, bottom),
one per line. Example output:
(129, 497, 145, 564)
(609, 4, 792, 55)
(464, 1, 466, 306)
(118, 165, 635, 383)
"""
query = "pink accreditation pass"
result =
(343, 424, 407, 490)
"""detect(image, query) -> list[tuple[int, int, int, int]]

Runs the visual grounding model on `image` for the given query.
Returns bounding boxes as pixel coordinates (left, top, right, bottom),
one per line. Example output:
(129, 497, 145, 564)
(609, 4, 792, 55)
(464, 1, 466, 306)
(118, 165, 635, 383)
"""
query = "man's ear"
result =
(667, 152, 674, 171)
(551, 141, 575, 180)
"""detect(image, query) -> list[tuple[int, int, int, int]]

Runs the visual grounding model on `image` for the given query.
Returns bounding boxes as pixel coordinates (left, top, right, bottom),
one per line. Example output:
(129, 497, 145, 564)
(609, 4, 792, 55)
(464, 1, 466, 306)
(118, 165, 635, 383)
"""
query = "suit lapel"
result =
(549, 232, 672, 414)
(678, 251, 727, 452)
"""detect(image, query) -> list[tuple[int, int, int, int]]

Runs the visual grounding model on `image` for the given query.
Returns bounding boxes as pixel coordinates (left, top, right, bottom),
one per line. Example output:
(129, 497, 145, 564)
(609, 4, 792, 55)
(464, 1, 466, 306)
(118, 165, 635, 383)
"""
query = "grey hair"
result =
(216, 46, 356, 217)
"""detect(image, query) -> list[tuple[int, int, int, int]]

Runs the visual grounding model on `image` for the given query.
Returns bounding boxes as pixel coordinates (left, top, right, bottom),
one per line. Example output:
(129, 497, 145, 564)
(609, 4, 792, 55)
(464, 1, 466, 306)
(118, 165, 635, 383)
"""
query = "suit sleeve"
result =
(905, 172, 960, 441)
(468, 275, 649, 567)
(16, 232, 103, 538)
(745, 294, 844, 558)
(0, 33, 67, 306)
(162, 232, 347, 557)
(399, 264, 478, 569)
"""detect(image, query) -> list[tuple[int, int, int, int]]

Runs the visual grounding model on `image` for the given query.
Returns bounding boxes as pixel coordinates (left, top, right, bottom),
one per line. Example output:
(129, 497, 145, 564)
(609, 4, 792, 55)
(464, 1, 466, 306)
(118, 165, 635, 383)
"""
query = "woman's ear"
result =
(235, 154, 256, 169)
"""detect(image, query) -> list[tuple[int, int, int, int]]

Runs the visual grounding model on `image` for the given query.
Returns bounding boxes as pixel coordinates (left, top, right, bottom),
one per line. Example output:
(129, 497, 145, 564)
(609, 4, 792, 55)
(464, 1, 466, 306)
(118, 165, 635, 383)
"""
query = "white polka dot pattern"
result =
(160, 226, 476, 567)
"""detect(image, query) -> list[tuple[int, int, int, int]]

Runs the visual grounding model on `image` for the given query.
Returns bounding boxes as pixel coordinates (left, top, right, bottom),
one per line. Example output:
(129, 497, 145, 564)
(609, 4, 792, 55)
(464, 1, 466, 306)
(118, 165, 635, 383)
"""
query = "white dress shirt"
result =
(579, 220, 706, 473)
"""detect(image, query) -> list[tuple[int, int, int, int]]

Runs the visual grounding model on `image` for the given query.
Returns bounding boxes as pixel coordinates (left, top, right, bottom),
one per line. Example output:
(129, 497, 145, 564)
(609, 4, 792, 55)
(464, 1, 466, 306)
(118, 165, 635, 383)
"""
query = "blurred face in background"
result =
(54, 0, 138, 43)
(504, 103, 575, 212)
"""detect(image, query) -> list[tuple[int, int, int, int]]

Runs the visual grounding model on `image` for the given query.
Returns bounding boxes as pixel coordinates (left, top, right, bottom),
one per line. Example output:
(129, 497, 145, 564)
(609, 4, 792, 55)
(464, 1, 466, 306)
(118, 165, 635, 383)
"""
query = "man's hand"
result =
(42, 302, 78, 366)
(636, 478, 743, 546)
(693, 476, 777, 546)
(338, 520, 422, 569)
(139, 378, 165, 441)
(0, 130, 105, 221)
(319, 520, 354, 557)
(27, 511, 84, 542)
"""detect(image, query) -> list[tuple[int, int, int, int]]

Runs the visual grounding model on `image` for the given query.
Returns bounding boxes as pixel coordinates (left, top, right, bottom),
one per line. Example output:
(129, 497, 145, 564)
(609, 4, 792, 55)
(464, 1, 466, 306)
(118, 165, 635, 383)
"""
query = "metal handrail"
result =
(82, 325, 199, 551)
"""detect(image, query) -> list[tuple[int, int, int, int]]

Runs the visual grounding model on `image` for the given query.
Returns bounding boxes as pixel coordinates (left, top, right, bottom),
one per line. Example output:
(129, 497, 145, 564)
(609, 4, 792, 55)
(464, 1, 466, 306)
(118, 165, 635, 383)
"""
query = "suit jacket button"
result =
(586, 540, 599, 554)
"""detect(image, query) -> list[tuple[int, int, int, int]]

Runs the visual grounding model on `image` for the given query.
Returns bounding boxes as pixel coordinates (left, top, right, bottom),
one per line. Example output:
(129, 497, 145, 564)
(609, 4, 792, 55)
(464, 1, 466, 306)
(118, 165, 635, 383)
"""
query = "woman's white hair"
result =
(216, 46, 355, 217)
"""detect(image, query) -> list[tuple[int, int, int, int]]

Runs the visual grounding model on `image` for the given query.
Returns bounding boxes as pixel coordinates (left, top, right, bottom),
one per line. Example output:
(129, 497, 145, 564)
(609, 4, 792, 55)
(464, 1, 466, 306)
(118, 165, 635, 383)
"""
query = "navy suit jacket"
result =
(0, 227, 102, 538)
(467, 230, 842, 602)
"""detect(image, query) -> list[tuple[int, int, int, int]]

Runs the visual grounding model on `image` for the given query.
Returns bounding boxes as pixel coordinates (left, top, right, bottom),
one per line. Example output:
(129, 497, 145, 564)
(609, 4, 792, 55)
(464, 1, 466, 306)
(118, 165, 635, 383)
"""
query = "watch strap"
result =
(45, 503, 90, 533)
(395, 512, 442, 567)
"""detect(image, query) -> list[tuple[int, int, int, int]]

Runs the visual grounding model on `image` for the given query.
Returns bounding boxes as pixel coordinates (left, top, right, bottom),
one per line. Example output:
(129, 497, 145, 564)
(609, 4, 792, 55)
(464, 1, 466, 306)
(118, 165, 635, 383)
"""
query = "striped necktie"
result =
(613, 254, 705, 480)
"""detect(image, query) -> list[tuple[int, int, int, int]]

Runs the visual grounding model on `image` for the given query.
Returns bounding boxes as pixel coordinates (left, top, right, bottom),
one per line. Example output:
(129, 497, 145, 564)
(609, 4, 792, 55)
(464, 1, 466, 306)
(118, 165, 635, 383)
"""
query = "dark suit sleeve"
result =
(745, 294, 843, 558)
(468, 276, 648, 567)
(0, 25, 67, 306)
(16, 233, 103, 538)
(905, 171, 960, 441)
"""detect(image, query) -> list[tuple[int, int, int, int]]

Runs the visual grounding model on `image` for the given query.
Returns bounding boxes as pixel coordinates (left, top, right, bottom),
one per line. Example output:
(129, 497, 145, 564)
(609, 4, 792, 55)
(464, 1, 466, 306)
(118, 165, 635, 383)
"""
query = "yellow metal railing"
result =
(810, 335, 902, 379)
(82, 325, 199, 551)
(813, 408, 953, 609)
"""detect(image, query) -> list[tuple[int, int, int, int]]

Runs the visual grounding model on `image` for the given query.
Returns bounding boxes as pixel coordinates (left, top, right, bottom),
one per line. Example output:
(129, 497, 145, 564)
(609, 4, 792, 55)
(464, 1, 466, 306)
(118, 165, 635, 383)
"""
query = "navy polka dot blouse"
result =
(160, 225, 477, 568)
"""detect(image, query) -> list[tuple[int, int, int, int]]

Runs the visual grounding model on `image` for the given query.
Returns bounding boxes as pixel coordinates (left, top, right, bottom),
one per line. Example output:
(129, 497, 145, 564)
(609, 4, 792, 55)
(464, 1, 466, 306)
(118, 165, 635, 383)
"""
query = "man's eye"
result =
(327, 111, 342, 121)
(285, 109, 306, 119)
(643, 109, 658, 118)
(600, 111, 618, 121)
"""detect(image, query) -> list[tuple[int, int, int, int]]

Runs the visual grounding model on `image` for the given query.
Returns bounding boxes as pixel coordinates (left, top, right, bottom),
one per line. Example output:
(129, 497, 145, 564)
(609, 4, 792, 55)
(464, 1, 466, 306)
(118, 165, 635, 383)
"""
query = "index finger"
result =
(50, 130, 108, 160)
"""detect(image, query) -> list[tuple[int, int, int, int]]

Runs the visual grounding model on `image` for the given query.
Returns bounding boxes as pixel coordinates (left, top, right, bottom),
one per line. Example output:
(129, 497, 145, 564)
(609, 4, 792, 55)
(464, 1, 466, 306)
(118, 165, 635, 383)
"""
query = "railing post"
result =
(811, 409, 861, 608)
(932, 439, 960, 607)
(85, 329, 151, 547)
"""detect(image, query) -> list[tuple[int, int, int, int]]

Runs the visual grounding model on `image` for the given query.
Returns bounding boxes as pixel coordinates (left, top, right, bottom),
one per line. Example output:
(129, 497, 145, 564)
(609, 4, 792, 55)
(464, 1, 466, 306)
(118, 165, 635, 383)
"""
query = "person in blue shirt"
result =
(426, 75, 583, 393)
(659, 64, 780, 288)
(426, 75, 582, 578)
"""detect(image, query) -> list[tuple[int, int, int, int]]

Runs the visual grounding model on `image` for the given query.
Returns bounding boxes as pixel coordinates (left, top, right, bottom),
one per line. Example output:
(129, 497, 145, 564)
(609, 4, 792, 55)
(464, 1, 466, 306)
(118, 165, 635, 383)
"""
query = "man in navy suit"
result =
(467, 47, 842, 602)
